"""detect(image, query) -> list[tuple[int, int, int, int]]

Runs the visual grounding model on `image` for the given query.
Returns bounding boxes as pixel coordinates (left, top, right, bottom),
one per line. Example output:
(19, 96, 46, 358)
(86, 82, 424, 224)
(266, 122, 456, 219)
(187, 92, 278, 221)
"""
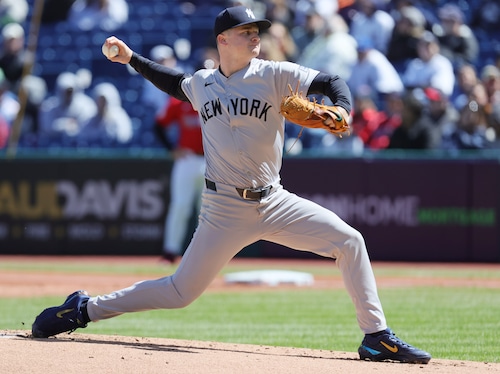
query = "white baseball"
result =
(102, 44, 119, 58)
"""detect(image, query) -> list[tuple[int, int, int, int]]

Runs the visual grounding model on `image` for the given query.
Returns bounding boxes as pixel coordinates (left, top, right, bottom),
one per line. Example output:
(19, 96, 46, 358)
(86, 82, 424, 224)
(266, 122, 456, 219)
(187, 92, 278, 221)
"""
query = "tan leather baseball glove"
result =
(280, 82, 350, 137)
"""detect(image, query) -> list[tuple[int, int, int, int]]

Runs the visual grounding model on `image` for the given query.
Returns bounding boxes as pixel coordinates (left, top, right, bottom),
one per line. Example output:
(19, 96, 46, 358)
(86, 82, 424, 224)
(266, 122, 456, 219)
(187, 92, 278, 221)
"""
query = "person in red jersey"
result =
(155, 96, 205, 263)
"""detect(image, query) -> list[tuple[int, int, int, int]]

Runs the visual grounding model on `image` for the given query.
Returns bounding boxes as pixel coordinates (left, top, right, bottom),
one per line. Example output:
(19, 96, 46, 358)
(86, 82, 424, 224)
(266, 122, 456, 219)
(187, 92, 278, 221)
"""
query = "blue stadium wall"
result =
(0, 152, 499, 262)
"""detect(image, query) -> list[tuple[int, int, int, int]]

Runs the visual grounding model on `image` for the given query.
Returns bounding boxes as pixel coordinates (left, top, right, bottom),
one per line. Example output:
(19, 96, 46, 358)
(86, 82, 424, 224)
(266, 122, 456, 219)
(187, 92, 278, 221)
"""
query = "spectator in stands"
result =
(372, 91, 405, 148)
(312, 0, 341, 22)
(402, 31, 455, 97)
(386, 5, 426, 73)
(387, 0, 432, 27)
(78, 82, 132, 147)
(290, 12, 356, 149)
(347, 37, 404, 104)
(0, 66, 18, 148)
(266, 21, 298, 62)
(488, 102, 500, 148)
(0, 110, 7, 148)
(194, 46, 220, 71)
(18, 75, 47, 147)
(290, 8, 326, 56)
(432, 4, 479, 69)
(42, 0, 76, 24)
(67, 0, 129, 32)
(258, 21, 297, 62)
(350, 89, 389, 149)
(0, 0, 28, 27)
(0, 66, 18, 125)
(441, 100, 491, 150)
(297, 13, 357, 80)
(479, 65, 500, 135)
(469, 0, 500, 35)
(388, 88, 440, 149)
(451, 63, 480, 110)
(259, 32, 287, 62)
(0, 22, 27, 92)
(348, 0, 395, 54)
(155, 95, 205, 263)
(141, 45, 177, 117)
(420, 87, 459, 146)
(480, 65, 500, 108)
(264, 0, 295, 30)
(467, 82, 490, 113)
(38, 71, 97, 144)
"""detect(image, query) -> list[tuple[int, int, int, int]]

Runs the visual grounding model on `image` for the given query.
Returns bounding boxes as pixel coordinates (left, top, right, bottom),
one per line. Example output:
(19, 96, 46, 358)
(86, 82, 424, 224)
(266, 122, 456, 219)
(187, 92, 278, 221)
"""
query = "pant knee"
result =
(350, 229, 365, 248)
(169, 296, 195, 309)
(339, 228, 366, 256)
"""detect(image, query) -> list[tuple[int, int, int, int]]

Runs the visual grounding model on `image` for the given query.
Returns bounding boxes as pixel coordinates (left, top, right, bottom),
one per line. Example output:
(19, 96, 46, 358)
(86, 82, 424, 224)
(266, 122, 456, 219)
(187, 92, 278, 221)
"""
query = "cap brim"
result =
(243, 19, 272, 32)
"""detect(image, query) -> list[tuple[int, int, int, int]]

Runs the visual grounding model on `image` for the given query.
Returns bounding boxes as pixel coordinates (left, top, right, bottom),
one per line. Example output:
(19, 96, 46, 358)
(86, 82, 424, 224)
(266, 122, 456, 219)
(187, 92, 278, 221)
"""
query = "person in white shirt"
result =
(349, 0, 395, 54)
(38, 71, 97, 141)
(402, 31, 455, 97)
(78, 82, 133, 146)
(348, 37, 404, 101)
(297, 13, 357, 81)
(67, 0, 128, 32)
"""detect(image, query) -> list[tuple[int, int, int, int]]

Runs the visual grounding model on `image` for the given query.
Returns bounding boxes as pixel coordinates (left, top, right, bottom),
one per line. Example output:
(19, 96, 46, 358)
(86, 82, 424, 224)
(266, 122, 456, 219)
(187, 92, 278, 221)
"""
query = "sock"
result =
(80, 301, 91, 324)
(368, 328, 389, 337)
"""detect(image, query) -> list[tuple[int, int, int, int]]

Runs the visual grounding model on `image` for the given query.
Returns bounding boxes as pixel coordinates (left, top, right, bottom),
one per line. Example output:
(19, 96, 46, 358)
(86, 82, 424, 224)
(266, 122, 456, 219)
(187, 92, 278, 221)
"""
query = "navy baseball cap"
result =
(214, 6, 271, 36)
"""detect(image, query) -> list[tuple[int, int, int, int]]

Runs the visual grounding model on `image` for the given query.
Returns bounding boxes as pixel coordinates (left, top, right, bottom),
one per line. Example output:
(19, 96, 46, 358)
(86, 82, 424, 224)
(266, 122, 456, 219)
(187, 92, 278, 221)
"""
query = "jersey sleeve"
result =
(274, 61, 320, 99)
(179, 70, 213, 110)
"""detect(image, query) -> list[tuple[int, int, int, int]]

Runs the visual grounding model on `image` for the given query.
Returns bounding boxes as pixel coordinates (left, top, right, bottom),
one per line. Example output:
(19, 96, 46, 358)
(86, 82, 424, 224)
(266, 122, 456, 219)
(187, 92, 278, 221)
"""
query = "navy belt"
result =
(205, 179, 272, 201)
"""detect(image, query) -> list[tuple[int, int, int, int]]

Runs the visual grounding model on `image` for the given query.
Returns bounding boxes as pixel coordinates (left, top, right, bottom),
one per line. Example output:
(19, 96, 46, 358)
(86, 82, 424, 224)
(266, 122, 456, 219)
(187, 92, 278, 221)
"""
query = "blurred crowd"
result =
(1, 0, 500, 154)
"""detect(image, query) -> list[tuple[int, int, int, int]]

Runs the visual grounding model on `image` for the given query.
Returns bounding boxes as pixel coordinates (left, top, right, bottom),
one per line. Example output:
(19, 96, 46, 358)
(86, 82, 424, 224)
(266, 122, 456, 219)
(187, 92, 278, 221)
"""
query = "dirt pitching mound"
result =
(2, 330, 499, 374)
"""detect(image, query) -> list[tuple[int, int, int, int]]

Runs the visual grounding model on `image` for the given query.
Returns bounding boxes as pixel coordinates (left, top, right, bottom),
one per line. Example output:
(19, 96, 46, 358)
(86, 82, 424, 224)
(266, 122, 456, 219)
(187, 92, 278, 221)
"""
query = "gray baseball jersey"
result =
(181, 58, 318, 188)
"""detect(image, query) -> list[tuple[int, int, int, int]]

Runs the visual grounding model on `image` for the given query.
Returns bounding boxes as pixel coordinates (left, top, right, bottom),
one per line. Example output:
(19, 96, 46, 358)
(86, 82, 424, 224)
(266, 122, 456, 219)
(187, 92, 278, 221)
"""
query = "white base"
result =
(224, 270, 314, 287)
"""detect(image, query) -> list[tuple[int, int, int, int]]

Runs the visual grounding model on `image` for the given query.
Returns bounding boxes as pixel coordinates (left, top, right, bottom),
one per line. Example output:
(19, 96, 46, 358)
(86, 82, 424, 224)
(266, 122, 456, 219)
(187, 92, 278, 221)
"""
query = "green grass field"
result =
(1, 259, 499, 363)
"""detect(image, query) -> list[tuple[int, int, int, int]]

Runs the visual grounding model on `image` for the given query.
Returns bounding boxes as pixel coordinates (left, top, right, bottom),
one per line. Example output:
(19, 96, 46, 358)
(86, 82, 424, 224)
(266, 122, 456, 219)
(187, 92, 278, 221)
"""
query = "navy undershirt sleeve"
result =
(307, 72, 352, 113)
(129, 52, 190, 102)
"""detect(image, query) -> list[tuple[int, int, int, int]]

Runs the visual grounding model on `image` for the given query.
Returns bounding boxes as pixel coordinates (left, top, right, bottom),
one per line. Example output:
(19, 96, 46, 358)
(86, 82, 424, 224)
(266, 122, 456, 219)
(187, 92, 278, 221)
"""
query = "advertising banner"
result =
(1, 157, 498, 262)
(264, 158, 500, 262)
(0, 159, 171, 255)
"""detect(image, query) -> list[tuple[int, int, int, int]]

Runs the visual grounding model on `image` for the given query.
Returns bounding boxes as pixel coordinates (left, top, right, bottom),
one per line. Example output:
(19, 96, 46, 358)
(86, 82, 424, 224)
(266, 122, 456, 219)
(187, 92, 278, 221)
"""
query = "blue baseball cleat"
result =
(358, 328, 431, 364)
(32, 290, 90, 338)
